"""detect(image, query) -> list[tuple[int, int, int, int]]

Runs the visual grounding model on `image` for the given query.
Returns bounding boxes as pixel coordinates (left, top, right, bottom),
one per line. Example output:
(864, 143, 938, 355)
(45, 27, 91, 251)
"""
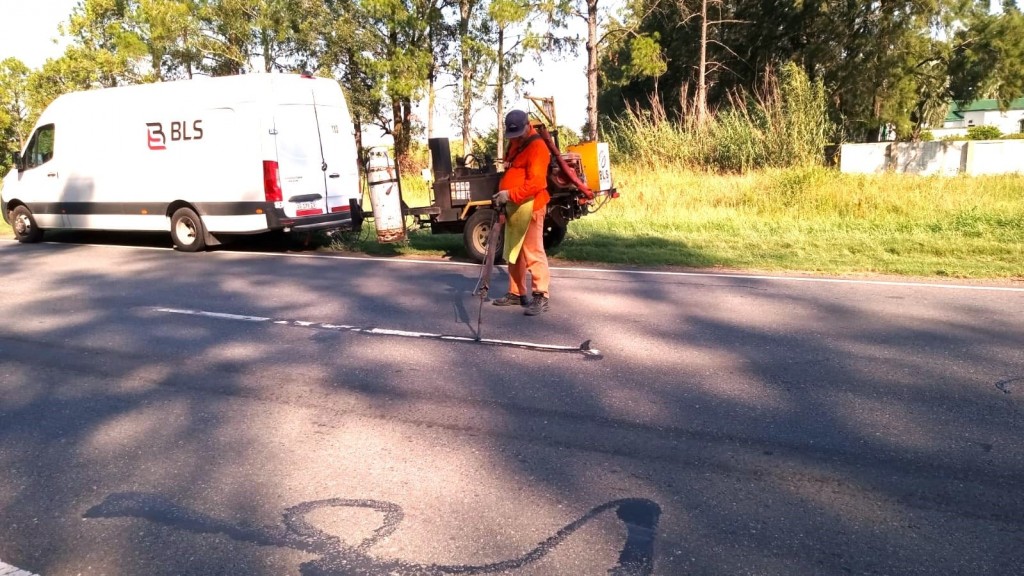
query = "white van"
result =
(1, 73, 361, 251)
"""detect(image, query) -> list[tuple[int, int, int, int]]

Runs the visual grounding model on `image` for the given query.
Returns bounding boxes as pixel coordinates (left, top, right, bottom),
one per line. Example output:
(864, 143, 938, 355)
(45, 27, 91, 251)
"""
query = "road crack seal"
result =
(995, 377, 1022, 395)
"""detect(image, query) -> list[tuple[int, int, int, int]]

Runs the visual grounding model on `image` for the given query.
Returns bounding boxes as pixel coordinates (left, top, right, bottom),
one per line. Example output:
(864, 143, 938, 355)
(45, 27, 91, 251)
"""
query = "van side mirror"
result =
(12, 152, 21, 171)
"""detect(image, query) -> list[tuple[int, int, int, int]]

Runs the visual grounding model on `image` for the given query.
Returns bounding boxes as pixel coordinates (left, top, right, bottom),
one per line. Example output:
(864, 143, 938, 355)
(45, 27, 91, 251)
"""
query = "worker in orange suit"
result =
(491, 109, 552, 316)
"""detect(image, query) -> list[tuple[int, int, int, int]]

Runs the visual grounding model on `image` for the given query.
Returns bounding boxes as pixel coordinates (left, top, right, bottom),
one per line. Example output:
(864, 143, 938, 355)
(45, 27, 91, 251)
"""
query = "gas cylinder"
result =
(365, 147, 406, 243)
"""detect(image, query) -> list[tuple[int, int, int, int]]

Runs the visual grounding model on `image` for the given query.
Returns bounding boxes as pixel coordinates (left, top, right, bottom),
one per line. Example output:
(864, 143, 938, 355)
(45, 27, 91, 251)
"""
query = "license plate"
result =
(296, 201, 318, 211)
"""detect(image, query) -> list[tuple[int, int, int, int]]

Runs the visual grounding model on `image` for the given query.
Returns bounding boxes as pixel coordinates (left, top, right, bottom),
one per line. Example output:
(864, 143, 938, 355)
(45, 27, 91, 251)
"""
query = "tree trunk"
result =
(262, 29, 273, 72)
(428, 77, 436, 140)
(585, 0, 599, 141)
(427, 54, 436, 139)
(392, 98, 413, 168)
(496, 26, 506, 160)
(460, 0, 474, 155)
(353, 118, 364, 167)
(392, 98, 406, 164)
(695, 0, 709, 126)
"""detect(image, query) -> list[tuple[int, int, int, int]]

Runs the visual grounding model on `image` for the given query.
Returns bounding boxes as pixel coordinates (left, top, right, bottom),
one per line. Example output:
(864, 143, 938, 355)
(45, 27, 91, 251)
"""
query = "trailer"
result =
(358, 116, 619, 262)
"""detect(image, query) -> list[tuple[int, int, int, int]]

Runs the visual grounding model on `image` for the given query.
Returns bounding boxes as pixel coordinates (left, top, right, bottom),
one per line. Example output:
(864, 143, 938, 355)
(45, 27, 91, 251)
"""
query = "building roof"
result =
(945, 98, 1024, 121)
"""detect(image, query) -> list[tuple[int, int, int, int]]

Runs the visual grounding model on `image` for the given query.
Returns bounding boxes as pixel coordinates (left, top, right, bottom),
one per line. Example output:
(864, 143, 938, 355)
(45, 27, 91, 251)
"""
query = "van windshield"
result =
(24, 124, 55, 170)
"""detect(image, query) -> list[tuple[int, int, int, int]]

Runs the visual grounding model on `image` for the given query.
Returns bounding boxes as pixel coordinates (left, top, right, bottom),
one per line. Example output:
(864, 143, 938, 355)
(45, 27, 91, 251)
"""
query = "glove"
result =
(492, 190, 510, 206)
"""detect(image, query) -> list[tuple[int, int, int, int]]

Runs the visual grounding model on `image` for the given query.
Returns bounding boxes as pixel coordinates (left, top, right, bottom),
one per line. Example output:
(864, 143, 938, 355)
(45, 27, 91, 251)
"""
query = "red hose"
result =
(537, 126, 594, 202)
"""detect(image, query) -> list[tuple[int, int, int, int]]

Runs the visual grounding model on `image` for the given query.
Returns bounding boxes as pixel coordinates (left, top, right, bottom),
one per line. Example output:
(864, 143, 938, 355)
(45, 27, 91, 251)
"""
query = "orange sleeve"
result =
(507, 139, 550, 206)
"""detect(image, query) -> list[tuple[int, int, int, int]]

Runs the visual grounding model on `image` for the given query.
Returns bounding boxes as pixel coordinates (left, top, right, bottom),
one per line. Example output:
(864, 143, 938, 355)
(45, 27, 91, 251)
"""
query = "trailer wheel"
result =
(543, 218, 567, 251)
(464, 208, 502, 263)
(10, 205, 44, 243)
(170, 207, 207, 252)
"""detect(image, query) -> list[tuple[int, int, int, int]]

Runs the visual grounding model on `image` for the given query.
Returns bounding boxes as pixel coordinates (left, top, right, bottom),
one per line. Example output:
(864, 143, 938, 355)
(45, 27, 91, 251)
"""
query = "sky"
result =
(0, 0, 594, 140)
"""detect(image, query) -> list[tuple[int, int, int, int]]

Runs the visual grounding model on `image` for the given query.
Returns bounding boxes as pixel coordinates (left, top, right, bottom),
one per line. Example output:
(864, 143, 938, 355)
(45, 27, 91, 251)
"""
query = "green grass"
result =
(556, 166, 1024, 278)
(4, 166, 1023, 279)
(338, 165, 1024, 279)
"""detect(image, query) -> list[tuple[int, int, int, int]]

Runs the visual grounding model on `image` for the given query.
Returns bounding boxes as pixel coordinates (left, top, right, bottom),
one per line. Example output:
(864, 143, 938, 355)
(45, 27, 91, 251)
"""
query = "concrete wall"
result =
(839, 140, 1024, 175)
(839, 143, 889, 174)
(889, 141, 966, 176)
(964, 140, 1024, 175)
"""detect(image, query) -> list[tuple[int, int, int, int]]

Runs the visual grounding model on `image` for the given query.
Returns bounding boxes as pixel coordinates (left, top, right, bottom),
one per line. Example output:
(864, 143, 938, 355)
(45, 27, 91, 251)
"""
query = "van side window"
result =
(23, 124, 55, 170)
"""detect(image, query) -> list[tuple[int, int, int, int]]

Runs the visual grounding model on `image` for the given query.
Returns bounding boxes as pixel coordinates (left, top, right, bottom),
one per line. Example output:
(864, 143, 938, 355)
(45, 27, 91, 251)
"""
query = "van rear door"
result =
(274, 104, 327, 218)
(315, 105, 360, 216)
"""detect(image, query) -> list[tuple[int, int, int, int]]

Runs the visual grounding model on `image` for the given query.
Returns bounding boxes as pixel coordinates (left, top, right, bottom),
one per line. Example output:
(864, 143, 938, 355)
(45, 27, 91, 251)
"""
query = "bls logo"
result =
(146, 120, 204, 150)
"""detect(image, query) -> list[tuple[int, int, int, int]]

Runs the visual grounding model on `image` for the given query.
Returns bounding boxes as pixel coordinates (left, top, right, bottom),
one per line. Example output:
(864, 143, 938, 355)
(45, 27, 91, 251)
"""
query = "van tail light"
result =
(263, 161, 283, 202)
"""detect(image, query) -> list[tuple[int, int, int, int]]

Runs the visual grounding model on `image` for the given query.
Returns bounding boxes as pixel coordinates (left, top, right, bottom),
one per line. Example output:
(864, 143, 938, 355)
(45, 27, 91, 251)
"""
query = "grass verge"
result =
(4, 167, 1022, 279)
(565, 166, 1024, 278)
(335, 166, 1024, 279)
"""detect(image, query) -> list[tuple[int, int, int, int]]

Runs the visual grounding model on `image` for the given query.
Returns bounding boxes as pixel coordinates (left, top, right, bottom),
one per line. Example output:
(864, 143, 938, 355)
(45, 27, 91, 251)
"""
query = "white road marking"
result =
(155, 308, 600, 356)
(0, 560, 40, 576)
(4, 239, 1022, 292)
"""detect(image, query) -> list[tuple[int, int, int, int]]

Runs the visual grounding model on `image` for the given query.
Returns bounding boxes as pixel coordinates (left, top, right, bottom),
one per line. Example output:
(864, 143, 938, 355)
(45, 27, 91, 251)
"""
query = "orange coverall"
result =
(500, 125, 552, 297)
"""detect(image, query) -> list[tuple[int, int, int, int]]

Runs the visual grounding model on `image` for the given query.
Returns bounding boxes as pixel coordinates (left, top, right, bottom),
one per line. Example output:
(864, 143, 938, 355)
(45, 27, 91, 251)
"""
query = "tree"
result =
(63, 0, 151, 86)
(599, 0, 1024, 142)
(0, 58, 31, 177)
(948, 3, 1024, 110)
(455, 0, 490, 154)
(488, 0, 572, 155)
(328, 0, 435, 165)
(581, 0, 600, 139)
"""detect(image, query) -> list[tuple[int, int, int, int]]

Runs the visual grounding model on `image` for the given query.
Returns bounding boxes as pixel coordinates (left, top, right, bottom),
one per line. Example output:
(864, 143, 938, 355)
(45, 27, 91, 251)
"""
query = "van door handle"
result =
(47, 172, 58, 178)
(329, 173, 340, 178)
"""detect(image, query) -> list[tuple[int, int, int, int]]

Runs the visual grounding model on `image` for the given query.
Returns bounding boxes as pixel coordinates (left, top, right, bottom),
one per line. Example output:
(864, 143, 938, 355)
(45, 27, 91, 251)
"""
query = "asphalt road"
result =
(1, 238, 1022, 575)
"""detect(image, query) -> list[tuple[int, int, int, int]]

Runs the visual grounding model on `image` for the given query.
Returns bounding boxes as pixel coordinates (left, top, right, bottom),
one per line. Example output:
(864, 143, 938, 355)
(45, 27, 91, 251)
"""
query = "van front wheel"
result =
(170, 207, 207, 252)
(11, 205, 43, 243)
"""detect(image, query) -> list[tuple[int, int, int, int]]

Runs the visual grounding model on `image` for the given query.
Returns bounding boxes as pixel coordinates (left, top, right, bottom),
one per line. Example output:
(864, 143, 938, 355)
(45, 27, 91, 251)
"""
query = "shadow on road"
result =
(0, 237, 1022, 575)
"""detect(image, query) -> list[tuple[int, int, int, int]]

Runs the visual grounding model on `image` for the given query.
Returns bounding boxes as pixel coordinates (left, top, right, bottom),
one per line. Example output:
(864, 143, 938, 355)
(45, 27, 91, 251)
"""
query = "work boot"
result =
(524, 292, 549, 316)
(492, 292, 526, 307)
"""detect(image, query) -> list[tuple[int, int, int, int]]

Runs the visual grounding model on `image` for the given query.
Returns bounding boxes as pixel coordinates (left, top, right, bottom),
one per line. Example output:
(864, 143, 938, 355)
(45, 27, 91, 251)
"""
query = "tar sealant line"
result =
(155, 308, 601, 357)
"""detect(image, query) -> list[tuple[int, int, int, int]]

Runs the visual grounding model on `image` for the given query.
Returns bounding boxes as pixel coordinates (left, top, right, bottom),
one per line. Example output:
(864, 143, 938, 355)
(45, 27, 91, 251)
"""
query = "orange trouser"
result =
(507, 209, 549, 297)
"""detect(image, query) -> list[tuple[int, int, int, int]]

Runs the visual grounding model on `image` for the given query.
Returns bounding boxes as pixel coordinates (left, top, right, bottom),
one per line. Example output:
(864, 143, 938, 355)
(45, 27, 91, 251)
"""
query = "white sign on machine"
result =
(597, 142, 613, 191)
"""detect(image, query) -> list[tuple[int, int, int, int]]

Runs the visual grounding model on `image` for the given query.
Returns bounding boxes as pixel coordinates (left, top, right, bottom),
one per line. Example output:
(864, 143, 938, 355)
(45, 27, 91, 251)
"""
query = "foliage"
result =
(948, 4, 1024, 110)
(485, 0, 575, 152)
(600, 0, 1024, 144)
(0, 58, 31, 177)
(12, 0, 1019, 174)
(967, 125, 1003, 140)
(401, 140, 433, 174)
(604, 64, 834, 172)
(326, 0, 438, 161)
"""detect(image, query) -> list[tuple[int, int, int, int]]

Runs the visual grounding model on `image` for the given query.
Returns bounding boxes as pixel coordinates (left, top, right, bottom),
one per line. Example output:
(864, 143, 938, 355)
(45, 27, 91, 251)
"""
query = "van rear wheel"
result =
(11, 205, 43, 243)
(170, 207, 206, 252)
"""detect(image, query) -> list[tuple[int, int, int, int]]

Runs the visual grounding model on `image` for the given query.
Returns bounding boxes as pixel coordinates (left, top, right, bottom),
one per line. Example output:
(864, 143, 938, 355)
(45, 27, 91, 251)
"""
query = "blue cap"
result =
(504, 110, 529, 138)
